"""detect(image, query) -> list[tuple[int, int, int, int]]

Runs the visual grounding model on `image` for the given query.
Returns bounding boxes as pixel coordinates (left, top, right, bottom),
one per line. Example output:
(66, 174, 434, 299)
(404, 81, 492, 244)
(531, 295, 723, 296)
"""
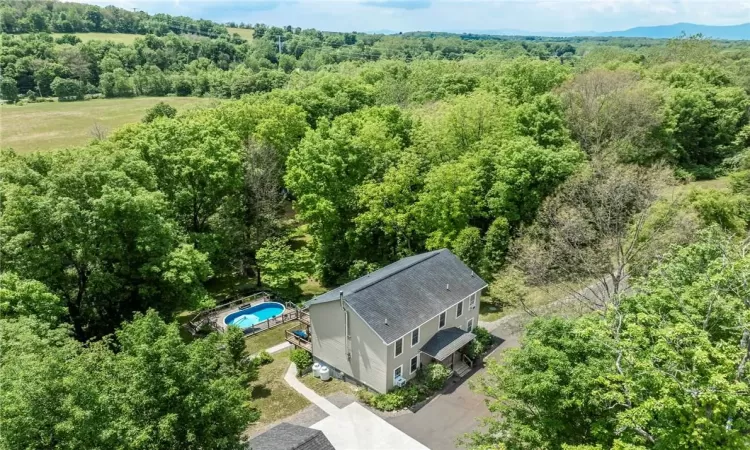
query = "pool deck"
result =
(186, 292, 309, 338)
(211, 300, 305, 336)
(214, 298, 275, 331)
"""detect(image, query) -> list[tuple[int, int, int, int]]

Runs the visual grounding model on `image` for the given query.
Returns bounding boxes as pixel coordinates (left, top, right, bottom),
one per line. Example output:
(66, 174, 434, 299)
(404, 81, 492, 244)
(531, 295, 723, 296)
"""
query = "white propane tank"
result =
(312, 362, 321, 378)
(319, 365, 331, 381)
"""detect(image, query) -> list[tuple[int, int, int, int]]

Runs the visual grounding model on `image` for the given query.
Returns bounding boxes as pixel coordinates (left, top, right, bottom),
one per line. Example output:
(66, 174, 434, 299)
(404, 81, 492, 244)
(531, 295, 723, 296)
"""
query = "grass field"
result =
(247, 349, 309, 433)
(227, 27, 254, 41)
(300, 371, 359, 398)
(50, 32, 142, 44)
(244, 321, 302, 355)
(1, 97, 218, 153)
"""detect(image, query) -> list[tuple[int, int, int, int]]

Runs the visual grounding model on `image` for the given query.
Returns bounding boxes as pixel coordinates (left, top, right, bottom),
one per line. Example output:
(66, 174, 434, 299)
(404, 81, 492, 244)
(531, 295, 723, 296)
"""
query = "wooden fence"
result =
(242, 306, 303, 337)
(186, 292, 310, 339)
(186, 292, 271, 335)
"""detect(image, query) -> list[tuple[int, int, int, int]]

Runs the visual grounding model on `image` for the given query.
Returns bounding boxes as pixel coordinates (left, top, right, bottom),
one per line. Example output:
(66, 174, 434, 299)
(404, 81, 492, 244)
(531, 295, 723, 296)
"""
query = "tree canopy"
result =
(469, 231, 750, 450)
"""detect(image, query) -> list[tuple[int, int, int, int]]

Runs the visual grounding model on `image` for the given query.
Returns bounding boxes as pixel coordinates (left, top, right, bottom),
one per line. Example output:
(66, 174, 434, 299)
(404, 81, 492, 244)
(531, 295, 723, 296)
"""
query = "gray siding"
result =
(385, 290, 481, 391)
(309, 300, 388, 393)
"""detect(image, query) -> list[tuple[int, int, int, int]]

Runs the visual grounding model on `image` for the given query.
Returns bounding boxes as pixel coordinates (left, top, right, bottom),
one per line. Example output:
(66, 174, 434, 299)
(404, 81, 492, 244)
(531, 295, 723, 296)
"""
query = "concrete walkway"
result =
(266, 341, 292, 354)
(284, 363, 340, 416)
(284, 363, 428, 449)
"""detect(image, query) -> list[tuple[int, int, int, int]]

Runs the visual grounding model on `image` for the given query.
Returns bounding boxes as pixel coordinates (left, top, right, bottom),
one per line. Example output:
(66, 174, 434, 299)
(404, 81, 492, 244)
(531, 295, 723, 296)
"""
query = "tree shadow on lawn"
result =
(251, 384, 273, 399)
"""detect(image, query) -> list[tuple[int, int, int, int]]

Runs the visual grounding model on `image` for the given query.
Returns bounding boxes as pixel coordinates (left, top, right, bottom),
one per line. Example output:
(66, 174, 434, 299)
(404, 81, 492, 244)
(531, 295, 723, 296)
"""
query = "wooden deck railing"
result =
(186, 294, 314, 342)
(187, 292, 273, 335)
(243, 309, 300, 336)
(285, 329, 312, 351)
(298, 309, 311, 326)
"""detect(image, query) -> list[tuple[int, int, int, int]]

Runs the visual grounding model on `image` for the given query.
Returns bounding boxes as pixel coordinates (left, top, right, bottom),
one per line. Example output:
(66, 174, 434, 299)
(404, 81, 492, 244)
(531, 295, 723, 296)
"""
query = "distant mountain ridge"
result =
(598, 22, 750, 40)
(433, 23, 750, 40)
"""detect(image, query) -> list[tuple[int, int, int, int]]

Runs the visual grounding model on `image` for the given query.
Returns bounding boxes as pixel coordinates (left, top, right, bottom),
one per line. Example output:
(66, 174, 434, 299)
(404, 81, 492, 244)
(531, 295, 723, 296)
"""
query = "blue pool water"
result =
(224, 302, 285, 329)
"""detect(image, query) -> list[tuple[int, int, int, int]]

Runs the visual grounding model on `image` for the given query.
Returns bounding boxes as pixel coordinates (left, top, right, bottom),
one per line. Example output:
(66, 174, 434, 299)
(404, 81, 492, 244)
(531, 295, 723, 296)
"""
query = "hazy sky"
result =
(77, 0, 750, 33)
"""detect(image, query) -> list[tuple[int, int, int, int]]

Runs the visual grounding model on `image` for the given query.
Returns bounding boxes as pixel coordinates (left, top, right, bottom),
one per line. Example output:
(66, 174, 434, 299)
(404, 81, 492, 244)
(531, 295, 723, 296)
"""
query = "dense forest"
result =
(2, 1, 750, 449)
(0, 0, 228, 36)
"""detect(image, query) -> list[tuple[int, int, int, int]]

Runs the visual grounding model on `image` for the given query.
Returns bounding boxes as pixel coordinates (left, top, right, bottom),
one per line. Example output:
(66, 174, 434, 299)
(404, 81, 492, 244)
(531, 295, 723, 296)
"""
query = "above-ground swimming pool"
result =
(224, 302, 285, 329)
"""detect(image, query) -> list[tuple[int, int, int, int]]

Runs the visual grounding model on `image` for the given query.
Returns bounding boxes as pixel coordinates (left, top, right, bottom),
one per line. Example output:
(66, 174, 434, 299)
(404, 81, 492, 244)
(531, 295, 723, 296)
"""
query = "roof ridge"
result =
(292, 428, 323, 449)
(349, 249, 444, 296)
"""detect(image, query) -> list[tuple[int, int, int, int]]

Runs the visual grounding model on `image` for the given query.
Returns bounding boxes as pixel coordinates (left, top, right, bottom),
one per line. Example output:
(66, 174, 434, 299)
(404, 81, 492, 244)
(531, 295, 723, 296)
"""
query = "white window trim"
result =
(394, 337, 403, 357)
(410, 354, 420, 374)
(394, 365, 403, 381)
(456, 300, 464, 319)
(469, 292, 477, 309)
(410, 327, 420, 347)
(438, 310, 447, 329)
(467, 317, 474, 331)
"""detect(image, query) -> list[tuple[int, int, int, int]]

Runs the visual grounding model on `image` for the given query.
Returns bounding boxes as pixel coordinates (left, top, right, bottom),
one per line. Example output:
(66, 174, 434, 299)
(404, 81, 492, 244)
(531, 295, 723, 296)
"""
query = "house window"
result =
(410, 355, 419, 374)
(411, 328, 419, 347)
(456, 301, 464, 318)
(439, 311, 446, 329)
(394, 365, 403, 380)
(467, 317, 474, 332)
(470, 292, 477, 309)
(394, 337, 403, 357)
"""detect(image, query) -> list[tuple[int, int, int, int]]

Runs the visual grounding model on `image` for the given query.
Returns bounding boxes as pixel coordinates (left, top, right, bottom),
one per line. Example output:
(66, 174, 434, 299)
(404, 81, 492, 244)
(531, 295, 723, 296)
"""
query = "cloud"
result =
(361, 0, 431, 10)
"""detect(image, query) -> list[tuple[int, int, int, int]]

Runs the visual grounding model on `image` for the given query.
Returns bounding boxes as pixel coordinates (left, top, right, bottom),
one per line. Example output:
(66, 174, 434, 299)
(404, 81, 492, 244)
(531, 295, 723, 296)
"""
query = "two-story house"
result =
(305, 249, 487, 394)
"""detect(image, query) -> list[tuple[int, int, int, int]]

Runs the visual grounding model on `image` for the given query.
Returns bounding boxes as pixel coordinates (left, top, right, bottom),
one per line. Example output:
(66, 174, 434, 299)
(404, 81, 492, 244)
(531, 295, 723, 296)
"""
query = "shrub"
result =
(143, 101, 177, 123)
(688, 164, 718, 181)
(1, 78, 19, 103)
(290, 348, 313, 373)
(464, 339, 486, 361)
(674, 168, 695, 183)
(423, 363, 452, 390)
(473, 326, 493, 348)
(255, 350, 274, 365)
(357, 389, 375, 404)
(369, 386, 421, 411)
(224, 325, 246, 364)
(51, 77, 84, 101)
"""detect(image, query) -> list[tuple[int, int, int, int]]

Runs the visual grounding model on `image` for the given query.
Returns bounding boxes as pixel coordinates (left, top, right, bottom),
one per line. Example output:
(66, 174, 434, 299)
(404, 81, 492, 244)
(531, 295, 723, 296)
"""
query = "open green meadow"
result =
(227, 27, 254, 40)
(50, 32, 142, 44)
(0, 97, 218, 153)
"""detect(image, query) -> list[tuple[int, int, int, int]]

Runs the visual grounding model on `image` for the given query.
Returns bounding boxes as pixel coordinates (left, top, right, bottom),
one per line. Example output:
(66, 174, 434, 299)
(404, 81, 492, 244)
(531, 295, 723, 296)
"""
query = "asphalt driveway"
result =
(386, 331, 520, 450)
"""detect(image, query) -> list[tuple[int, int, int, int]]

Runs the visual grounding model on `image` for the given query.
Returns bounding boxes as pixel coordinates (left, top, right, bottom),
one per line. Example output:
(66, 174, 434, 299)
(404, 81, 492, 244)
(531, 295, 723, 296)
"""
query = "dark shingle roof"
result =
(247, 423, 334, 450)
(307, 249, 487, 344)
(420, 327, 476, 361)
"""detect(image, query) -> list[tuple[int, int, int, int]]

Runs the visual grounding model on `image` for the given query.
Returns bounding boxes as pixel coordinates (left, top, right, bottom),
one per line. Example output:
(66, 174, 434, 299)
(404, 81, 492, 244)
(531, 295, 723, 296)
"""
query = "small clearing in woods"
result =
(227, 27, 254, 40)
(50, 32, 142, 44)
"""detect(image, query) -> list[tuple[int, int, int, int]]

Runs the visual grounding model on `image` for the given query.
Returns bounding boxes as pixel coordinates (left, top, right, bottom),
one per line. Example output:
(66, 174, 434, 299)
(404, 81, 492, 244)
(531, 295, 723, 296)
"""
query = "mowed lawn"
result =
(1, 97, 218, 153)
(247, 349, 309, 433)
(244, 321, 302, 355)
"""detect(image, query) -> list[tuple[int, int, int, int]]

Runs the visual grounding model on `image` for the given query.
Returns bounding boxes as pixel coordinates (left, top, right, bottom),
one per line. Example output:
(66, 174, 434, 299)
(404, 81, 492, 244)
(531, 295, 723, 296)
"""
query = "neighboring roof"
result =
(246, 423, 334, 450)
(307, 249, 487, 344)
(420, 327, 476, 361)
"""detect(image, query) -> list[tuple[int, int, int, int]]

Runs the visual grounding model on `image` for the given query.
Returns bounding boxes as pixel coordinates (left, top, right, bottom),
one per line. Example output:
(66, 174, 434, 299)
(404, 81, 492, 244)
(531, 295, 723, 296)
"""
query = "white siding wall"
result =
(309, 300, 388, 393)
(384, 290, 481, 391)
